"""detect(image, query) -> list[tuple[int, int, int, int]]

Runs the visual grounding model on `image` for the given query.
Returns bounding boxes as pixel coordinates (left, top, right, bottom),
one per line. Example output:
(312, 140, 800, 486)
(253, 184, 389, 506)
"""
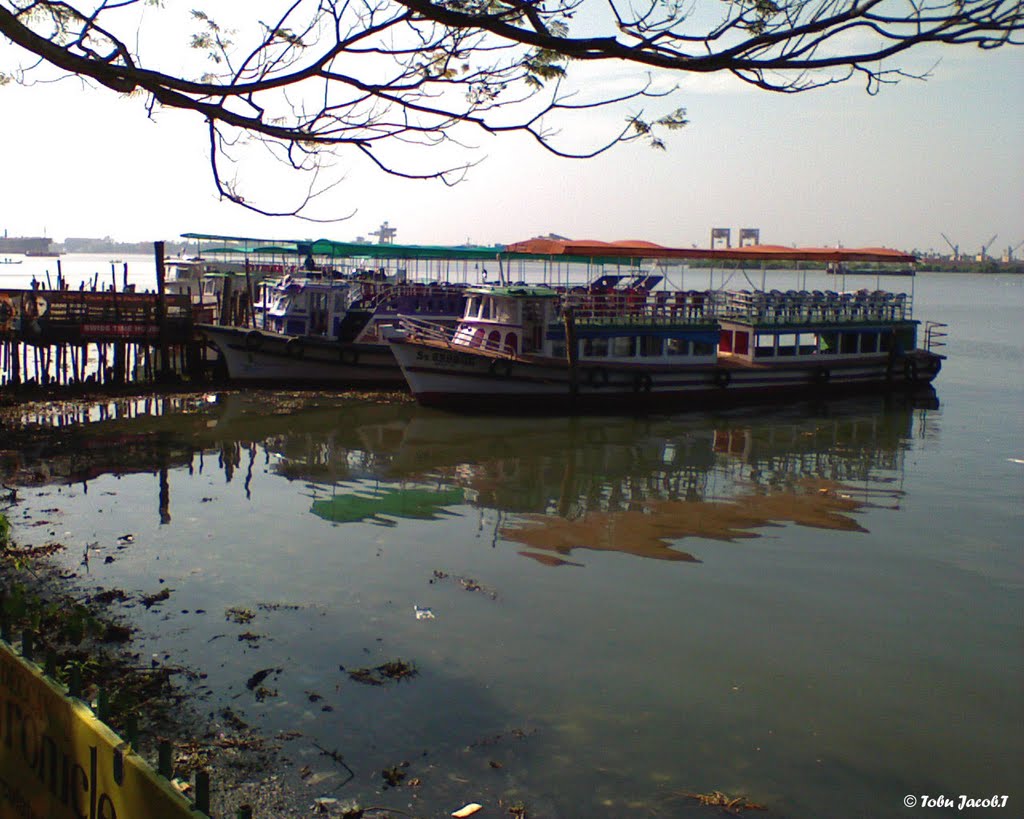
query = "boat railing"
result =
(559, 289, 720, 325)
(398, 315, 459, 347)
(720, 289, 912, 324)
(362, 282, 467, 316)
(924, 321, 948, 353)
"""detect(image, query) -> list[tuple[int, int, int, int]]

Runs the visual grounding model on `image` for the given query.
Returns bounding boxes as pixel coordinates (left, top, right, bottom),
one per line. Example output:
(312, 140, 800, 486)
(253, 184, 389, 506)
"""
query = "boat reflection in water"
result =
(1, 389, 936, 566)
(245, 390, 936, 564)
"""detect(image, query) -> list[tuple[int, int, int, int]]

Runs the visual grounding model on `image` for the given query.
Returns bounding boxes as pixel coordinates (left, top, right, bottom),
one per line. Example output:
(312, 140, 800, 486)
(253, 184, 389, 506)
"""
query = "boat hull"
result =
(200, 324, 403, 387)
(389, 338, 942, 414)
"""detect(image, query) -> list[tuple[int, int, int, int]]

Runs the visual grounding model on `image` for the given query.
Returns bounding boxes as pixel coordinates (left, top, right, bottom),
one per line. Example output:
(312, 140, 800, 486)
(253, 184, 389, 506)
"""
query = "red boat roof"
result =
(505, 238, 916, 264)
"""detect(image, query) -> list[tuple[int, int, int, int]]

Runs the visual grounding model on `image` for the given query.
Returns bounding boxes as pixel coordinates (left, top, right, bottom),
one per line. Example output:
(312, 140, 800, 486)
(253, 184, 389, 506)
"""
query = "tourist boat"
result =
(201, 274, 470, 386)
(190, 233, 503, 386)
(388, 239, 947, 413)
(163, 239, 304, 321)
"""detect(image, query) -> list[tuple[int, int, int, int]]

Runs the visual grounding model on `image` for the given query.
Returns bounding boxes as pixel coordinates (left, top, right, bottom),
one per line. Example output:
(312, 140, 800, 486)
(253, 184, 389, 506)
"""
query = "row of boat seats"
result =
(563, 289, 717, 320)
(723, 289, 910, 322)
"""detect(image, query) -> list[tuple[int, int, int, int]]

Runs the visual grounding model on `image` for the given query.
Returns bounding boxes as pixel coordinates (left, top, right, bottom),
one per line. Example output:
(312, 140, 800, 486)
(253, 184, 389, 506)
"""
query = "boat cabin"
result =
(450, 284, 720, 365)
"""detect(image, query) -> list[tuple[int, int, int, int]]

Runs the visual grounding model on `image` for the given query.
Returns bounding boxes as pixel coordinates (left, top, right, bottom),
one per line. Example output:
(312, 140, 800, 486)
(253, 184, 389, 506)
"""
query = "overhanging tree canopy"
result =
(1, 0, 1020, 218)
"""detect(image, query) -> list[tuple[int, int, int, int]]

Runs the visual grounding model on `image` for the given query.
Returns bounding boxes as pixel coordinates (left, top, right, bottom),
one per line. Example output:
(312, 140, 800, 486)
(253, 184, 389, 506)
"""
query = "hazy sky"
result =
(1, 10, 1021, 255)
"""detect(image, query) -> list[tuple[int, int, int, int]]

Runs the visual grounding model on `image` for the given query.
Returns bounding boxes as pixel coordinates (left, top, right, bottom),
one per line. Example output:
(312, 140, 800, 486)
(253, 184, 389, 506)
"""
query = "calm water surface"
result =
(2, 272, 1021, 818)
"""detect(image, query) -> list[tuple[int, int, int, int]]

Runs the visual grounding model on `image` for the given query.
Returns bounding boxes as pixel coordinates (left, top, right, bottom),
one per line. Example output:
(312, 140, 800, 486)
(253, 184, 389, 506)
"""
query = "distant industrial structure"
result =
(931, 232, 1022, 268)
(710, 227, 761, 249)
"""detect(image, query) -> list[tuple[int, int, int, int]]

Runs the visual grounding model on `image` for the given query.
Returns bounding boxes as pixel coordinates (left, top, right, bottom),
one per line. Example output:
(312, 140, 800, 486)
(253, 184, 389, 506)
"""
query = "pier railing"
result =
(1, 288, 203, 388)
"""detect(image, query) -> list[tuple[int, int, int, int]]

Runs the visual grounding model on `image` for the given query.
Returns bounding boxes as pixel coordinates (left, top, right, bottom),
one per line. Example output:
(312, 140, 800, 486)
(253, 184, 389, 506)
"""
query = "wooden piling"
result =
(155, 241, 171, 382)
(563, 307, 579, 396)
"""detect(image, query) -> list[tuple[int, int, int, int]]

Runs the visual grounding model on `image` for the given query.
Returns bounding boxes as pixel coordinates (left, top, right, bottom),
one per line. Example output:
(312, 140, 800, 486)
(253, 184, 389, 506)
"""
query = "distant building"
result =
(0, 235, 53, 254)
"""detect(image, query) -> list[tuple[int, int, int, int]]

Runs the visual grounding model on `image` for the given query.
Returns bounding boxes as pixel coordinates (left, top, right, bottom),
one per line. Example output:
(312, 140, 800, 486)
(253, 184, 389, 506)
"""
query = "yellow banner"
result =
(0, 640, 197, 819)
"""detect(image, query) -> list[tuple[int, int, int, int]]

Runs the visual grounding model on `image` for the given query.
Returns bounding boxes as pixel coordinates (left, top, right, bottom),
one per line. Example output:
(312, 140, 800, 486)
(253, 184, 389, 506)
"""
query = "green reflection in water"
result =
(310, 484, 466, 524)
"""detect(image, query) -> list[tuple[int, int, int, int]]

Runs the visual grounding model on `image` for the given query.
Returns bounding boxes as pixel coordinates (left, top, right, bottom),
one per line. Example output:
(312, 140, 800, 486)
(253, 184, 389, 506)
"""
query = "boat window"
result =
(639, 336, 662, 357)
(611, 336, 635, 357)
(719, 330, 733, 353)
(798, 336, 817, 355)
(754, 333, 775, 358)
(819, 331, 839, 354)
(666, 338, 690, 356)
(465, 297, 477, 317)
(470, 328, 486, 348)
(494, 300, 517, 324)
(734, 331, 750, 355)
(504, 333, 518, 355)
(523, 324, 542, 353)
(583, 337, 609, 357)
(693, 339, 714, 356)
(776, 333, 799, 357)
(840, 332, 858, 354)
(861, 333, 879, 353)
(486, 330, 501, 351)
(480, 299, 492, 319)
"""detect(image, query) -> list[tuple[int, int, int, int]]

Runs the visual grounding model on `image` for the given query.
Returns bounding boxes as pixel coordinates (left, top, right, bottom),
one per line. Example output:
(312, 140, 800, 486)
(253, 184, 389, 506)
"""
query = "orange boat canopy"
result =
(504, 238, 916, 264)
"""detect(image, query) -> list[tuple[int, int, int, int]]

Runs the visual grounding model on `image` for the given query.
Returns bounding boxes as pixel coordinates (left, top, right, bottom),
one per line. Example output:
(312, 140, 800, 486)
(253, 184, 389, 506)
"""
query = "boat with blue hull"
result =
(388, 239, 946, 413)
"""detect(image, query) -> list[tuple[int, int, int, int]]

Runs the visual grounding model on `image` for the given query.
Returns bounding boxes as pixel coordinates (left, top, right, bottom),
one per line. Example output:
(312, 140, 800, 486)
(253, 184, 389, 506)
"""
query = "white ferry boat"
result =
(192, 234, 499, 386)
(388, 239, 946, 413)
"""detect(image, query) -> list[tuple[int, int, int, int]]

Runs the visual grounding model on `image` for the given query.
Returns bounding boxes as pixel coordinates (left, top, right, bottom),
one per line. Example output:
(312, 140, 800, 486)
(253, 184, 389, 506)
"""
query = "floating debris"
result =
(225, 606, 256, 624)
(430, 570, 498, 599)
(245, 667, 281, 690)
(311, 796, 339, 814)
(684, 790, 767, 812)
(381, 762, 408, 788)
(346, 659, 418, 686)
(141, 587, 171, 608)
(452, 803, 483, 817)
(92, 588, 131, 604)
(256, 601, 302, 611)
(414, 605, 435, 620)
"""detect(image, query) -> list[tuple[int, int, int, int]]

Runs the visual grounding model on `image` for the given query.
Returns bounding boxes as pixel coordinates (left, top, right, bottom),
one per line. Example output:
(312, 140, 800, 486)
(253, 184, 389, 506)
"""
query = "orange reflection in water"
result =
(501, 478, 866, 565)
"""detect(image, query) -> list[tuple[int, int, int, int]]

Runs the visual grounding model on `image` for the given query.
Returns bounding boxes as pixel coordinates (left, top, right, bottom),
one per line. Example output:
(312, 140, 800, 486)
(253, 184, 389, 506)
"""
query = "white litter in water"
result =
(414, 605, 435, 620)
(1007, 458, 1024, 465)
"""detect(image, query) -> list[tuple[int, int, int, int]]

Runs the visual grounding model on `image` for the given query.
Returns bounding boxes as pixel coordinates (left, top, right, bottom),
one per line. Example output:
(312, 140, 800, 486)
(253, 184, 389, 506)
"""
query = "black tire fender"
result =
(488, 358, 513, 378)
(587, 367, 610, 389)
(244, 330, 264, 352)
(904, 358, 919, 383)
(633, 372, 653, 393)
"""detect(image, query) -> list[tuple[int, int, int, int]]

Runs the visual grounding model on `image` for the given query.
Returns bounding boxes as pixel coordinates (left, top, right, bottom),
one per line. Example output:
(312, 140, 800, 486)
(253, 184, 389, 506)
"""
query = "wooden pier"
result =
(0, 287, 201, 388)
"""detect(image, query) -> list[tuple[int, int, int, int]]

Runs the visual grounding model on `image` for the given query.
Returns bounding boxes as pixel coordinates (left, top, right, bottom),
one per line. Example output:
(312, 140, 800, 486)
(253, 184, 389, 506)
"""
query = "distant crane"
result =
(1004, 239, 1024, 263)
(940, 232, 960, 261)
(978, 234, 998, 262)
(370, 221, 397, 245)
